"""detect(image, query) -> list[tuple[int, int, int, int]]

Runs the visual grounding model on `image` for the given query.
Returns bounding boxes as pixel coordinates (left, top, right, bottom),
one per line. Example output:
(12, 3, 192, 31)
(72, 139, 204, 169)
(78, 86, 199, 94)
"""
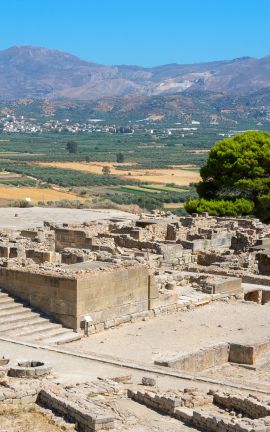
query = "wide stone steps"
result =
(0, 310, 36, 324)
(0, 295, 13, 304)
(6, 322, 62, 337)
(0, 304, 28, 316)
(0, 289, 81, 345)
(0, 301, 25, 312)
(178, 291, 211, 307)
(0, 316, 48, 333)
(23, 326, 70, 341)
(42, 331, 82, 345)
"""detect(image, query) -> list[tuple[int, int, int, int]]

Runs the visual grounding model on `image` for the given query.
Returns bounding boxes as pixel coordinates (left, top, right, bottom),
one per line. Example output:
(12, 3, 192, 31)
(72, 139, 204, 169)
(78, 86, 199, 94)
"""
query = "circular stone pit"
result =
(0, 357, 10, 366)
(8, 361, 52, 378)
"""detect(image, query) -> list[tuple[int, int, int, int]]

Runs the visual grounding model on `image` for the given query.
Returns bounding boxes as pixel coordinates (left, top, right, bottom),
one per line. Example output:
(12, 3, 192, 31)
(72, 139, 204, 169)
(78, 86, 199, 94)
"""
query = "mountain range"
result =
(1, 46, 270, 100)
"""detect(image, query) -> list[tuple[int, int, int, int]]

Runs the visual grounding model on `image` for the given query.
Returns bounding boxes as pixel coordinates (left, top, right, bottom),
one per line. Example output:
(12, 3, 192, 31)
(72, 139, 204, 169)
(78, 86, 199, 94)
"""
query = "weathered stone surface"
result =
(141, 377, 156, 386)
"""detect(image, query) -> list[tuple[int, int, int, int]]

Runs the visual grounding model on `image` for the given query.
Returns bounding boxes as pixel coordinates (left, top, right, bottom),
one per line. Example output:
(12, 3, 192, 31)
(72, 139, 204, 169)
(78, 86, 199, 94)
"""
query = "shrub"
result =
(14, 199, 33, 208)
(199, 131, 270, 198)
(194, 131, 270, 219)
(66, 140, 78, 154)
(185, 198, 254, 217)
(116, 152, 124, 163)
(257, 193, 270, 222)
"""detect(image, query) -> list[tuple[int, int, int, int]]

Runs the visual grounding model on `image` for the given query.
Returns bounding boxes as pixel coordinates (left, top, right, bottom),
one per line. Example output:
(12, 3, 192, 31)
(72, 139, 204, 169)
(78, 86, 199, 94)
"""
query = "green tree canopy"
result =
(66, 140, 78, 154)
(116, 152, 124, 163)
(185, 131, 270, 221)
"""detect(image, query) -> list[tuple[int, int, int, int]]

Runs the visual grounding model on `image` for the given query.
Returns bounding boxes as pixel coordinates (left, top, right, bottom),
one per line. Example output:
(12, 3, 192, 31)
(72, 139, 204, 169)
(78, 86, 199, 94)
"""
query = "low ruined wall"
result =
(25, 249, 60, 264)
(244, 289, 270, 305)
(257, 253, 270, 276)
(155, 343, 230, 372)
(155, 340, 270, 372)
(55, 225, 109, 251)
(0, 244, 26, 259)
(128, 388, 270, 432)
(180, 234, 231, 252)
(55, 228, 89, 250)
(157, 243, 193, 264)
(38, 389, 114, 431)
(0, 380, 39, 404)
(188, 265, 270, 287)
(229, 341, 270, 365)
(113, 234, 160, 252)
(212, 277, 242, 295)
(213, 392, 270, 419)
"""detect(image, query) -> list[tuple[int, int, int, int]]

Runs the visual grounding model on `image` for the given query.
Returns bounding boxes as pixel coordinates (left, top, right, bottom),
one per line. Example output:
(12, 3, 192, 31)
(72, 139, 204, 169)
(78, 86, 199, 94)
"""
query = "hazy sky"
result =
(1, 0, 270, 66)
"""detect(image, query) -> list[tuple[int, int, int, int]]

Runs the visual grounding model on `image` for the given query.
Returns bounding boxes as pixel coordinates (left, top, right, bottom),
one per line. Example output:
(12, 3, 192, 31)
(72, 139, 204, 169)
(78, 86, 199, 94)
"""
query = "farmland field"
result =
(140, 184, 187, 192)
(36, 161, 201, 186)
(163, 202, 185, 208)
(0, 126, 228, 211)
(116, 186, 161, 194)
(0, 186, 87, 203)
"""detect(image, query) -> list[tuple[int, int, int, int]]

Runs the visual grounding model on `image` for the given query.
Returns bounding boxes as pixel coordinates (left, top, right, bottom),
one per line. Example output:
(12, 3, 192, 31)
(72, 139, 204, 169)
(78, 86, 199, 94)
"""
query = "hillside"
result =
(1, 46, 270, 100)
(2, 89, 269, 124)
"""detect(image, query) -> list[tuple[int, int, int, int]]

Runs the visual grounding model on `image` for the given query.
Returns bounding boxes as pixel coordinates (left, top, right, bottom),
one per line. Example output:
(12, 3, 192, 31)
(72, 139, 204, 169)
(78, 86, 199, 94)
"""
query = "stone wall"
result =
(179, 233, 231, 252)
(0, 267, 78, 329)
(55, 225, 109, 251)
(55, 228, 90, 250)
(205, 277, 242, 295)
(77, 266, 158, 329)
(128, 388, 270, 432)
(25, 249, 61, 264)
(0, 263, 157, 331)
(257, 253, 270, 276)
(155, 343, 230, 372)
(155, 340, 270, 371)
(0, 380, 40, 404)
(229, 340, 270, 365)
(0, 244, 26, 259)
(38, 388, 114, 431)
(213, 391, 270, 419)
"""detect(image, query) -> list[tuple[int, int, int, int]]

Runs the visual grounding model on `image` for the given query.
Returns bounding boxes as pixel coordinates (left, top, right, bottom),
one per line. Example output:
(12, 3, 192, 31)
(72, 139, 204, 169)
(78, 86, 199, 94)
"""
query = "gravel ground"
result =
(114, 398, 199, 431)
(0, 207, 137, 229)
(204, 363, 270, 391)
(67, 300, 270, 365)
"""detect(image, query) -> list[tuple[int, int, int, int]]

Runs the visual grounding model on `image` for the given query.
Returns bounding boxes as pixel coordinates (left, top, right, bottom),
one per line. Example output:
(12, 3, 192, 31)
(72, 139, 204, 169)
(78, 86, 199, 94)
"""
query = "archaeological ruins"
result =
(1, 209, 270, 431)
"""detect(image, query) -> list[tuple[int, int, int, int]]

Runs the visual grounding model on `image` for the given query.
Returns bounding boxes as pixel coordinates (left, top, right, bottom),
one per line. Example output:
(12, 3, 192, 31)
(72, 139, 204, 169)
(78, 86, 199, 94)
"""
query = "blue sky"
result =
(1, 0, 270, 66)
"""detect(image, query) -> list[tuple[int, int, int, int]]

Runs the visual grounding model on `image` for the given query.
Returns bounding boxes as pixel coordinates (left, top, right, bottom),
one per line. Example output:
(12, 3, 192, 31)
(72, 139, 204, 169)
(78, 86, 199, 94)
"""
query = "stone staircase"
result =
(0, 289, 81, 345)
(178, 291, 211, 307)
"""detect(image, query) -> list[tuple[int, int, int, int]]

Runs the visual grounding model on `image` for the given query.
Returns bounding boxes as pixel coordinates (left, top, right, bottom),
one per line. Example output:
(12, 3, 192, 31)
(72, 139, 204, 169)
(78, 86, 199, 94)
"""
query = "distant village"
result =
(0, 112, 267, 140)
(0, 113, 205, 136)
(0, 114, 136, 134)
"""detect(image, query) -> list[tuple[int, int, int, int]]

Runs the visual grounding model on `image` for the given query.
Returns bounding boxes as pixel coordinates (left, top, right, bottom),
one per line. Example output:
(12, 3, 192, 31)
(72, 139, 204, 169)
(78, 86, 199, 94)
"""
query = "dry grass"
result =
(37, 162, 201, 186)
(163, 202, 184, 208)
(0, 186, 88, 203)
(0, 405, 63, 432)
